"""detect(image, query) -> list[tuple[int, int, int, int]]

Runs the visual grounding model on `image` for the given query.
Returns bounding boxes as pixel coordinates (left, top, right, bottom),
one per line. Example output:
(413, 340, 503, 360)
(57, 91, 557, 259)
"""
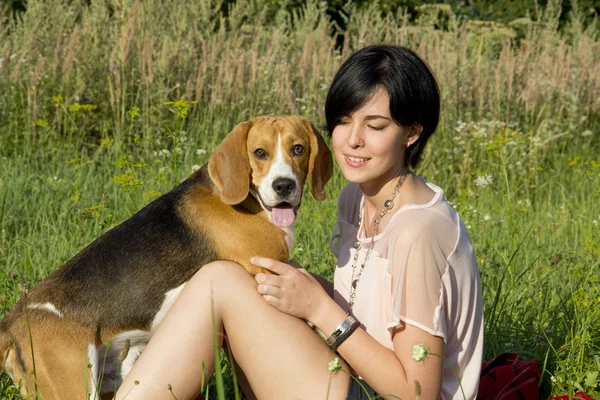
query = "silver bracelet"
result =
(325, 316, 360, 351)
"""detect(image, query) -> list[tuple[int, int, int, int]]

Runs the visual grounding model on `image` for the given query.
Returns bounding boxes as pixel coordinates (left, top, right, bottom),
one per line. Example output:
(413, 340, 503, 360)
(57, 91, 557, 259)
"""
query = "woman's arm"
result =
(312, 298, 444, 400)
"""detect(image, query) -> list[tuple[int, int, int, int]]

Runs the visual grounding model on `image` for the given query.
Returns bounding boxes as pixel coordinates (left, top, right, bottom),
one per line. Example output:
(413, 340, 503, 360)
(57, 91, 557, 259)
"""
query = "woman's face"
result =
(331, 87, 414, 190)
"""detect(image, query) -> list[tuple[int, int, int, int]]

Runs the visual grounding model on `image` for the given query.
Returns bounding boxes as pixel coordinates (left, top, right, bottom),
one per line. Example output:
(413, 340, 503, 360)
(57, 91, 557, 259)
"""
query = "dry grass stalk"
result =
(62, 26, 80, 76)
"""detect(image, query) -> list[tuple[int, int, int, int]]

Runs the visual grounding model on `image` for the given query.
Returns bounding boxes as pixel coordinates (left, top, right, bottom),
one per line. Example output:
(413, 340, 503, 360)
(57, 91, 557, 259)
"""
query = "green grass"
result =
(1, 0, 599, 398)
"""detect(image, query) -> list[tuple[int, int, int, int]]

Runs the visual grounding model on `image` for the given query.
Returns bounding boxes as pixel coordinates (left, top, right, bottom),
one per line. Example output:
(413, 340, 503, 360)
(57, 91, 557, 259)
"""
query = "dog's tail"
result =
(0, 320, 13, 373)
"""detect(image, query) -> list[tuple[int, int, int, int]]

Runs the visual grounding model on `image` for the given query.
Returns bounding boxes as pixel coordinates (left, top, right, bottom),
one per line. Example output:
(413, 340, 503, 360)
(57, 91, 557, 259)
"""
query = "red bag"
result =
(477, 353, 540, 400)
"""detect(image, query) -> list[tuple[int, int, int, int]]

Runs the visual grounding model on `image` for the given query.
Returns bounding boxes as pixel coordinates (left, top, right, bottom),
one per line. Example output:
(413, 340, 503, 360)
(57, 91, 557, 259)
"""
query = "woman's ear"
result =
(208, 121, 253, 204)
(407, 123, 424, 147)
(303, 120, 333, 201)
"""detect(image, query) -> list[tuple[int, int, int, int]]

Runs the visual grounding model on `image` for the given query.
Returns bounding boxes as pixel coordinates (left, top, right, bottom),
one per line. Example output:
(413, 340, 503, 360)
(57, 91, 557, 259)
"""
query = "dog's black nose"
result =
(273, 178, 296, 197)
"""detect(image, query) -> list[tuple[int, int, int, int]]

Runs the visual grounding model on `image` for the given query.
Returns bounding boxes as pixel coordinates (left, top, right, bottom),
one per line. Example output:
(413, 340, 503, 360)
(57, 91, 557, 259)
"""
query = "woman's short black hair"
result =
(325, 45, 440, 169)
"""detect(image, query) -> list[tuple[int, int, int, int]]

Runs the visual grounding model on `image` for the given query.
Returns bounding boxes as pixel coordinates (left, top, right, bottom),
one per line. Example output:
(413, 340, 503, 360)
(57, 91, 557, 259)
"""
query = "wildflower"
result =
(100, 137, 114, 147)
(128, 107, 140, 119)
(474, 174, 493, 187)
(34, 119, 50, 128)
(191, 165, 201, 172)
(328, 357, 342, 374)
(483, 215, 491, 221)
(164, 100, 196, 118)
(411, 344, 428, 362)
(69, 104, 98, 113)
(51, 95, 64, 105)
(196, 149, 207, 156)
(83, 204, 105, 218)
(113, 173, 143, 189)
(143, 190, 162, 201)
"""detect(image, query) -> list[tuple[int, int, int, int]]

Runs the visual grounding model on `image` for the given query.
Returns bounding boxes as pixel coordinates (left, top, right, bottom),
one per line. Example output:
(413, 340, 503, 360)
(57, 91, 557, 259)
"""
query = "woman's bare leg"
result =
(115, 261, 349, 400)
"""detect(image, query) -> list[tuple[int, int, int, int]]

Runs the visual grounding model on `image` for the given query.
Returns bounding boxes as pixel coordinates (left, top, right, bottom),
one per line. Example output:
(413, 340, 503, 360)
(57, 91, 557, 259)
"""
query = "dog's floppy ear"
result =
(208, 121, 252, 205)
(303, 119, 333, 201)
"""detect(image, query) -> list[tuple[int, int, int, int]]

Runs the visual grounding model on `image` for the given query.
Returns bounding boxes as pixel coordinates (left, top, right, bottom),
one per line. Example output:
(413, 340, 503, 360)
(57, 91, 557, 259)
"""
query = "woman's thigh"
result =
(202, 261, 350, 400)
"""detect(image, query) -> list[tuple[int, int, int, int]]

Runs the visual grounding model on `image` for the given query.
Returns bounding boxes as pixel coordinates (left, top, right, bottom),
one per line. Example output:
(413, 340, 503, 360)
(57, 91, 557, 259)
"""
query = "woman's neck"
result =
(359, 168, 411, 234)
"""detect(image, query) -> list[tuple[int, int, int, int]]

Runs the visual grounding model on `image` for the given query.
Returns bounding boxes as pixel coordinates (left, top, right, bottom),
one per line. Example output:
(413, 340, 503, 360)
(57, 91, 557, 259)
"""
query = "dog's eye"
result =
(254, 148, 267, 159)
(293, 145, 305, 156)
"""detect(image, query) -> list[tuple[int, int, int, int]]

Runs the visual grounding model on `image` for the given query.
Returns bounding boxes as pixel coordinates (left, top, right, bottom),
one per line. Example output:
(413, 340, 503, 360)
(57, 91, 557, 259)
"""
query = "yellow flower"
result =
(143, 190, 162, 201)
(69, 104, 98, 113)
(128, 106, 140, 119)
(100, 137, 114, 147)
(51, 94, 64, 105)
(83, 204, 105, 218)
(164, 99, 195, 118)
(113, 173, 143, 190)
(34, 119, 50, 128)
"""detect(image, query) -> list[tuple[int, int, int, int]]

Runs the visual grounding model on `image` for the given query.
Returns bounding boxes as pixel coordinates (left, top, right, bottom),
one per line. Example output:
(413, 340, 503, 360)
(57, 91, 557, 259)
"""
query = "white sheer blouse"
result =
(330, 179, 484, 400)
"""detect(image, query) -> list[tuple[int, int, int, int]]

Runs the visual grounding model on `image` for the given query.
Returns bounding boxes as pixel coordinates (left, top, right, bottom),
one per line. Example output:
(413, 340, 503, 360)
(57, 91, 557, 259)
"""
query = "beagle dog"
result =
(0, 115, 333, 399)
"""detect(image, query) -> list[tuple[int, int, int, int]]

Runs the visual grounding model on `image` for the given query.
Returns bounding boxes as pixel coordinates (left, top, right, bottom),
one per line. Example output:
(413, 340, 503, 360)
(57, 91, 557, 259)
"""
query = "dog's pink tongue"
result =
(272, 205, 295, 228)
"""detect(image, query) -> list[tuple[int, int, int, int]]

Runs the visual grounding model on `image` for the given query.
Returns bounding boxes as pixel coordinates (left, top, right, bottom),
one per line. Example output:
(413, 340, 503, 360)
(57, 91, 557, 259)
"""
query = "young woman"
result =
(116, 45, 483, 400)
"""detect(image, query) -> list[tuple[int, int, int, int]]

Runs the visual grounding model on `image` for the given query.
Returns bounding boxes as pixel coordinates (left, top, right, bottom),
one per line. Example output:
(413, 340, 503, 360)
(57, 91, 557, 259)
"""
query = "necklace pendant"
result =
(384, 199, 394, 210)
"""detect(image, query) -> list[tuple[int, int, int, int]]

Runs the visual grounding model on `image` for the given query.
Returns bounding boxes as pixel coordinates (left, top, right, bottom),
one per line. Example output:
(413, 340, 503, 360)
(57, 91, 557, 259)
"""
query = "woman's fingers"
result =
(251, 256, 291, 275)
(256, 284, 281, 297)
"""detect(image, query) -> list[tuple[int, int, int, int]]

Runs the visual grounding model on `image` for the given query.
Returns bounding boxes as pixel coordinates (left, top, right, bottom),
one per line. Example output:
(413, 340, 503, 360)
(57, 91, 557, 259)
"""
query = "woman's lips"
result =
(344, 155, 369, 168)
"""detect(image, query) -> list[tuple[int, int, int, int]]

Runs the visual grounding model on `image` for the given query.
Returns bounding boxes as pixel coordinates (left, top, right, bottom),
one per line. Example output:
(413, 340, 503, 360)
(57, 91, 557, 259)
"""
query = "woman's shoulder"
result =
(386, 179, 461, 249)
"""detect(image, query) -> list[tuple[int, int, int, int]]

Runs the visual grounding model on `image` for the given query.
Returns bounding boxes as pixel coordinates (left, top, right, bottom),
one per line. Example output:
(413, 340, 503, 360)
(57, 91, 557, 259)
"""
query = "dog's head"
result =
(208, 116, 333, 228)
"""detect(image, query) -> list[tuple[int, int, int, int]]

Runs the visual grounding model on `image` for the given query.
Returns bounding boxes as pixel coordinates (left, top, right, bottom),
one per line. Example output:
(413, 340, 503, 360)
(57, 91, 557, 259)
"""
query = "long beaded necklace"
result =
(347, 170, 409, 316)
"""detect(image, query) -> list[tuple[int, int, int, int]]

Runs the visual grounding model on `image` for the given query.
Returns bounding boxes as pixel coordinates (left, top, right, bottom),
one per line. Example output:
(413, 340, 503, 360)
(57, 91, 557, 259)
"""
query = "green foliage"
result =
(0, 0, 599, 399)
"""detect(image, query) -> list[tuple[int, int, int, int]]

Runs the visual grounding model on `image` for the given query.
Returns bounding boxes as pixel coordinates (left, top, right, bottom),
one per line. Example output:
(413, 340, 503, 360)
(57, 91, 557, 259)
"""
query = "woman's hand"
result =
(251, 256, 331, 323)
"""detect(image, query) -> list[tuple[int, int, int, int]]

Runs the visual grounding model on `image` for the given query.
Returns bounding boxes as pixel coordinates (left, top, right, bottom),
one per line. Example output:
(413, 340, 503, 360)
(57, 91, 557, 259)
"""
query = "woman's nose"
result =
(347, 127, 364, 148)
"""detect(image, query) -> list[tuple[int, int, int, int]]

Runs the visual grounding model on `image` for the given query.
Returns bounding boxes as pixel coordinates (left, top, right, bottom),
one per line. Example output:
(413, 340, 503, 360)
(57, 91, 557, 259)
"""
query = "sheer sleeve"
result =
(387, 211, 458, 342)
(329, 184, 361, 259)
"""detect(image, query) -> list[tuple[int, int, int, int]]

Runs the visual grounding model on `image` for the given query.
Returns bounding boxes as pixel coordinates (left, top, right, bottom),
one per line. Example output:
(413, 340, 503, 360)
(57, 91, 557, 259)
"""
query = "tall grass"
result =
(0, 0, 599, 398)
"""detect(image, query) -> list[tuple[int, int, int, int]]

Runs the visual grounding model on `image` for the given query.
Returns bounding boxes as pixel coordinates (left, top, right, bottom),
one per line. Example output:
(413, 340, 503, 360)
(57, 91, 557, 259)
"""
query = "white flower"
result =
(191, 164, 201, 172)
(196, 149, 207, 156)
(328, 357, 342, 374)
(484, 214, 491, 221)
(411, 344, 428, 362)
(474, 174, 493, 187)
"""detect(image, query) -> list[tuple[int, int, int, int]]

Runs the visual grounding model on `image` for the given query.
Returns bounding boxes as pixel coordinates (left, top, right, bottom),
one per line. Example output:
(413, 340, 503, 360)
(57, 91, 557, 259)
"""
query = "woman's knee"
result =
(189, 261, 256, 298)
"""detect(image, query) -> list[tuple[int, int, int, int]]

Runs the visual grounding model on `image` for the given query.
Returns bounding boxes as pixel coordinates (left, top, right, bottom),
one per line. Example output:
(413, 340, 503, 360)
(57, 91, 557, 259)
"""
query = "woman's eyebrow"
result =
(364, 115, 391, 121)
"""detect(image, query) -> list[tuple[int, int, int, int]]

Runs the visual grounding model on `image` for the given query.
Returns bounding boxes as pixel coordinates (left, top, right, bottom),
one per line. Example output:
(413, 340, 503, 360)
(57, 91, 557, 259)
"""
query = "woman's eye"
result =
(254, 149, 267, 159)
(368, 125, 385, 131)
(293, 145, 305, 155)
(337, 120, 350, 125)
